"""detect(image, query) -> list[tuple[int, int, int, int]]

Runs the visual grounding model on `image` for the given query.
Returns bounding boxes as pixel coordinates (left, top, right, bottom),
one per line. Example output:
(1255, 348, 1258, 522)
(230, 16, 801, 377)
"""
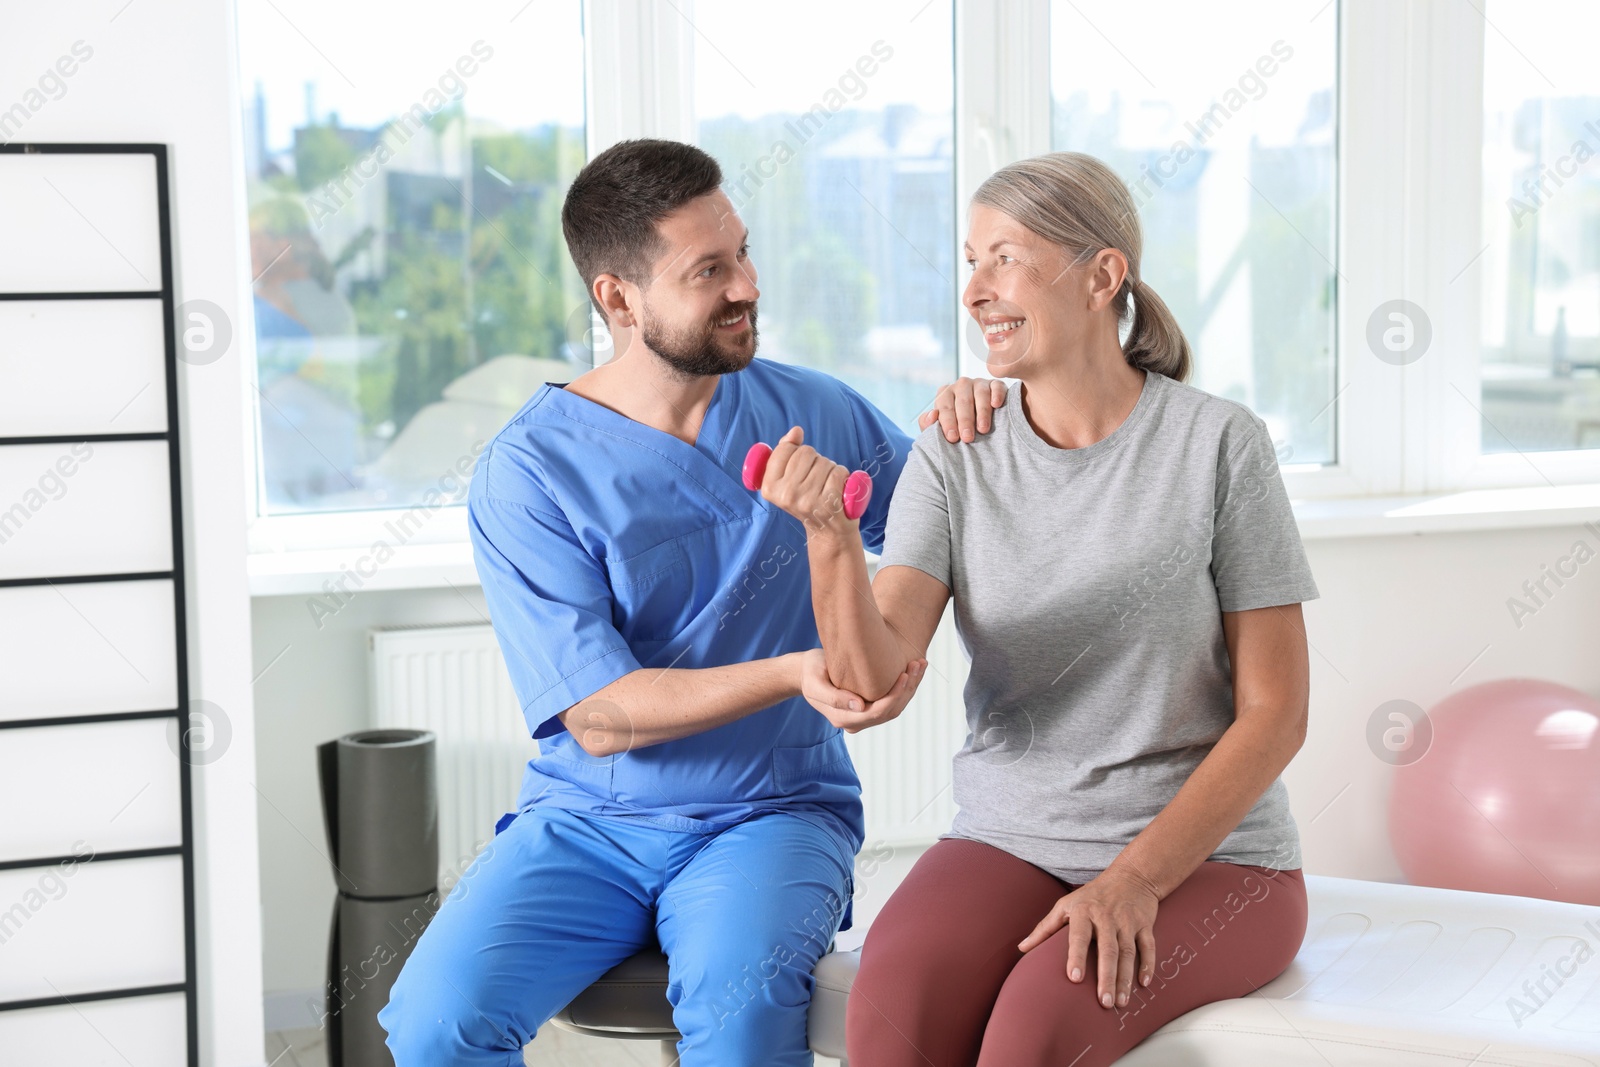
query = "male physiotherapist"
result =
(380, 139, 1003, 1065)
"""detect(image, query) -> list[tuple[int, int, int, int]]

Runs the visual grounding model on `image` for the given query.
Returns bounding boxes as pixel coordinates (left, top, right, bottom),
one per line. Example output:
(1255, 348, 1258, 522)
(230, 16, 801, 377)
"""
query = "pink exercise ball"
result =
(1389, 678, 1600, 905)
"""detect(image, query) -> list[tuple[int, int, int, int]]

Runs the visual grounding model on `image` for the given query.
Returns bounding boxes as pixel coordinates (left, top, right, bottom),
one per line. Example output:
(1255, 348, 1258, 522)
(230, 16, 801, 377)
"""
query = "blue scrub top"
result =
(468, 357, 914, 867)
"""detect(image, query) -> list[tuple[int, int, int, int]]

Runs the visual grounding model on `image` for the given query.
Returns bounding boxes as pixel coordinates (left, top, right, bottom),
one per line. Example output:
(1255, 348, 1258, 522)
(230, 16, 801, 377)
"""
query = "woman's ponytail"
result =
(1124, 277, 1191, 382)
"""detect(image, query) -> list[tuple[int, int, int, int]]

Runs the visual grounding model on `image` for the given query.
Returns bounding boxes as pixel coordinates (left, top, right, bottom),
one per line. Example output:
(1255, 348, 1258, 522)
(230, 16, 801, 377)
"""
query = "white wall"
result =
(250, 585, 490, 1009)
(3, 1, 265, 1064)
(1296, 523, 1600, 879)
(249, 520, 1600, 1001)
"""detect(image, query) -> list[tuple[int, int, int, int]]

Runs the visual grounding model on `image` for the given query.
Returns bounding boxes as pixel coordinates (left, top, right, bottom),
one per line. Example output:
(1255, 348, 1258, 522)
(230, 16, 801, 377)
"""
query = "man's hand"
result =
(798, 647, 926, 733)
(919, 377, 1008, 442)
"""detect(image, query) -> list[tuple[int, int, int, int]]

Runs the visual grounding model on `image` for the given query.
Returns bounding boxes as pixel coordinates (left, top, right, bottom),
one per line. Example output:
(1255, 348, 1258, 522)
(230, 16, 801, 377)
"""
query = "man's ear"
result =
(594, 274, 636, 329)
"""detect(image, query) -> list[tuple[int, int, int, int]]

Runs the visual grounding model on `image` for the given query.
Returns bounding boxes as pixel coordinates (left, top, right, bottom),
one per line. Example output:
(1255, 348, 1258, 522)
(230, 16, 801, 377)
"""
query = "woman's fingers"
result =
(1017, 904, 1065, 954)
(1064, 906, 1093, 983)
(1112, 927, 1139, 1008)
(804, 458, 847, 515)
(1019, 885, 1156, 1009)
(1093, 922, 1122, 1008)
(1135, 924, 1156, 990)
(764, 425, 806, 488)
(763, 436, 821, 512)
(1084, 916, 1147, 1008)
(763, 426, 861, 531)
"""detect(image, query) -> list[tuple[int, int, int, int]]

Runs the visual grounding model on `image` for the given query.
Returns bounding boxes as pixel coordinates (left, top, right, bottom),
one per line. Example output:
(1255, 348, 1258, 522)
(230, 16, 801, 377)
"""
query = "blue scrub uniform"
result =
(381, 357, 912, 1066)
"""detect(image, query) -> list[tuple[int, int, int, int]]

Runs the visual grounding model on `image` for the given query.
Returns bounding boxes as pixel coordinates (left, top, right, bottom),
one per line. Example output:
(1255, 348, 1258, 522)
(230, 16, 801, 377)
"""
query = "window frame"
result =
(242, 0, 1600, 562)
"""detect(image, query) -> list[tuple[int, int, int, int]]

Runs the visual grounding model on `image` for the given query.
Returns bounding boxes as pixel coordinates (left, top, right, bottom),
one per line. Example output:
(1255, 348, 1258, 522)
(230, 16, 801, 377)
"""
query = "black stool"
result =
(548, 943, 859, 1064)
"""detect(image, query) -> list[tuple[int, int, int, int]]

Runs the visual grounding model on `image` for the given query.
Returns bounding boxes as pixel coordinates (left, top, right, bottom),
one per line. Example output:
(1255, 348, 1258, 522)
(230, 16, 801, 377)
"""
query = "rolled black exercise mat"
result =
(325, 890, 442, 1067)
(318, 729, 439, 899)
(319, 729, 440, 1067)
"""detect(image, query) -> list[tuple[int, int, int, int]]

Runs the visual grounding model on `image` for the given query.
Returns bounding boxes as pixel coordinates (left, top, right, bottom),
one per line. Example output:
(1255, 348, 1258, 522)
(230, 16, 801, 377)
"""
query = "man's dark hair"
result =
(561, 139, 723, 313)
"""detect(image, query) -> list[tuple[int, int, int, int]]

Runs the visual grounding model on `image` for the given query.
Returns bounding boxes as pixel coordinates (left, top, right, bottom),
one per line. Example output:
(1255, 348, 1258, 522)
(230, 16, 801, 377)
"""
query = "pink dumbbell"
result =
(742, 442, 873, 521)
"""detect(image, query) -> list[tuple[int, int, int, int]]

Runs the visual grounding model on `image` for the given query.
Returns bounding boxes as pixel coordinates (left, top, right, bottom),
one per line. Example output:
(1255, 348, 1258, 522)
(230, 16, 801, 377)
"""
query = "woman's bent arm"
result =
(755, 425, 951, 702)
(1103, 602, 1311, 900)
(807, 526, 950, 701)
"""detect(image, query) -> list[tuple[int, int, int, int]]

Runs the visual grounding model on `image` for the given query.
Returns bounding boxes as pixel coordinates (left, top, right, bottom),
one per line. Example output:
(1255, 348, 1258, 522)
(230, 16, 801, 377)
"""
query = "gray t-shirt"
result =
(877, 370, 1320, 884)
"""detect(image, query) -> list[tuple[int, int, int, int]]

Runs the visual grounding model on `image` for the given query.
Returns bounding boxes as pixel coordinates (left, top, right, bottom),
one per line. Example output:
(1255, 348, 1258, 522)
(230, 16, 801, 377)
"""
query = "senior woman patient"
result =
(758, 151, 1318, 1066)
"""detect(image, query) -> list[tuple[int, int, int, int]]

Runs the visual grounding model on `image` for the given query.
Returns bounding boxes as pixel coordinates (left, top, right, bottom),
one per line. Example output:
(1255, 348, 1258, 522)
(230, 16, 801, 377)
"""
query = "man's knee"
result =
(662, 928, 819, 1059)
(379, 938, 525, 1066)
(676, 961, 814, 1064)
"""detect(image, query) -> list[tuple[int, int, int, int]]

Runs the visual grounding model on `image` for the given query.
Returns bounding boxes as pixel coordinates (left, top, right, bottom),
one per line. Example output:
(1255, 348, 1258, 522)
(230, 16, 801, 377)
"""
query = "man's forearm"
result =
(808, 529, 910, 701)
(561, 653, 802, 755)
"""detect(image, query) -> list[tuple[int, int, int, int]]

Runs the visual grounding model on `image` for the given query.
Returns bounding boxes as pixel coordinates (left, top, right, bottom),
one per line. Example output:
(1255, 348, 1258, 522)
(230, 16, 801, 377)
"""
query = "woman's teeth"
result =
(984, 319, 1025, 336)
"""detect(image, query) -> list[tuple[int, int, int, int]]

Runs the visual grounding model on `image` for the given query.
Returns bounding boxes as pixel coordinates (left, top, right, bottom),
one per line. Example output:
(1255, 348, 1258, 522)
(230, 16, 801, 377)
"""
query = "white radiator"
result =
(368, 610, 969, 886)
(368, 624, 537, 893)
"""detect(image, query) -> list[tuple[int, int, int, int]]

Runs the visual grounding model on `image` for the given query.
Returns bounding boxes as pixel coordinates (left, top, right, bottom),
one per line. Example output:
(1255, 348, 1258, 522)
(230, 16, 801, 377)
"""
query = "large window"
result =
(1050, 0, 1338, 465)
(237, 1, 1600, 544)
(691, 0, 955, 431)
(237, 2, 588, 514)
(1480, 0, 1600, 454)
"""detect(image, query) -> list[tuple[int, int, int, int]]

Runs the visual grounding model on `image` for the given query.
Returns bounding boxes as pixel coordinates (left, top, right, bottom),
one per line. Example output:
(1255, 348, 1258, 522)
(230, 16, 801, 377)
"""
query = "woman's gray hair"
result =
(972, 152, 1192, 382)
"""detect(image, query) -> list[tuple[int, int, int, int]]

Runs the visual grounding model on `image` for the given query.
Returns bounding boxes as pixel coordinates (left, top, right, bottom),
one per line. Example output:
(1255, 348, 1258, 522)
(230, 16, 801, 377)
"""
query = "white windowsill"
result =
(245, 484, 1600, 597)
(1292, 484, 1600, 539)
(247, 540, 480, 598)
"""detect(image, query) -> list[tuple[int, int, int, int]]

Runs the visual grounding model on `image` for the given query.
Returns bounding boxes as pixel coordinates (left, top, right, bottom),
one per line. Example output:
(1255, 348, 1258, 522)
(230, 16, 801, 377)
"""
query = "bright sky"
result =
(1484, 0, 1600, 100)
(690, 0, 953, 120)
(1049, 0, 1334, 149)
(236, 0, 586, 149)
(235, 0, 957, 149)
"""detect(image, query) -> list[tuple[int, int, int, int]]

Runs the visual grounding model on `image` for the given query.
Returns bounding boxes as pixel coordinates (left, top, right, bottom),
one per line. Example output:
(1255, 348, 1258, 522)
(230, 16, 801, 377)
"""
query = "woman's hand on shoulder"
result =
(797, 647, 927, 733)
(1017, 866, 1161, 1010)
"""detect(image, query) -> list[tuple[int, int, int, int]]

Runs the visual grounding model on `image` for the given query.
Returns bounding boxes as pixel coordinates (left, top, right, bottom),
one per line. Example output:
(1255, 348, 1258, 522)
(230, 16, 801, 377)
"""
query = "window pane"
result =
(237, 2, 588, 514)
(1050, 1, 1338, 465)
(692, 0, 955, 431)
(1481, 1, 1600, 453)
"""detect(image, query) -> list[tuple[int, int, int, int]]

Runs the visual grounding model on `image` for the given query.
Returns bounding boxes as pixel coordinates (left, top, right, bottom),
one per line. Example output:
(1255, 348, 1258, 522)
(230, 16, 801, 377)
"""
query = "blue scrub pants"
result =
(378, 804, 855, 1066)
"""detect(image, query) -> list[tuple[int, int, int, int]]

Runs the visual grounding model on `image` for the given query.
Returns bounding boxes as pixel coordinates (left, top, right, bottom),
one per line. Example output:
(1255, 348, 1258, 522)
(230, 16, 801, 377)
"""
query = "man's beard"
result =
(640, 298, 759, 378)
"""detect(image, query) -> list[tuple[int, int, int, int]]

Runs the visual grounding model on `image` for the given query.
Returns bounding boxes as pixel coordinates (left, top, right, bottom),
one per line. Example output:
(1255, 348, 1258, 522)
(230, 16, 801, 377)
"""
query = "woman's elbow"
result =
(832, 662, 906, 704)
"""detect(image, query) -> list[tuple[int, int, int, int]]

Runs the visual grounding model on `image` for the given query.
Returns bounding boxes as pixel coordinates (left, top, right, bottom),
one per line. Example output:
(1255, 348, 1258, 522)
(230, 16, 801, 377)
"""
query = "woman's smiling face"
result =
(963, 202, 1127, 379)
(963, 203, 1071, 377)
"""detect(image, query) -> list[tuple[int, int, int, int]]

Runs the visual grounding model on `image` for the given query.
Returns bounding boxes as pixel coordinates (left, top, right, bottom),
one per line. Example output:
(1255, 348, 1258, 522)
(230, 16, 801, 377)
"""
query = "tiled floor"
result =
(264, 842, 928, 1067)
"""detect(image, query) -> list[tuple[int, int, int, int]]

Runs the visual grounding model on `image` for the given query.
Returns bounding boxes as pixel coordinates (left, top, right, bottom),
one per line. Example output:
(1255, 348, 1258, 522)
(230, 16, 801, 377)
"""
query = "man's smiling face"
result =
(637, 189, 762, 377)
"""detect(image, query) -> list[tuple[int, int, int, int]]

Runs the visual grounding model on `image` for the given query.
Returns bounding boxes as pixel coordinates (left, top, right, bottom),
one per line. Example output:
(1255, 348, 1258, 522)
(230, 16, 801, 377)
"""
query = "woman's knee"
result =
(847, 919, 1011, 1067)
(849, 898, 986, 1022)
(975, 940, 1115, 1067)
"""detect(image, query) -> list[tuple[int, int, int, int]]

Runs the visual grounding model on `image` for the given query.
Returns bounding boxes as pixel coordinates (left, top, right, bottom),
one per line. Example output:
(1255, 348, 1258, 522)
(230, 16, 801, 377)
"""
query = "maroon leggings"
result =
(847, 838, 1307, 1067)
